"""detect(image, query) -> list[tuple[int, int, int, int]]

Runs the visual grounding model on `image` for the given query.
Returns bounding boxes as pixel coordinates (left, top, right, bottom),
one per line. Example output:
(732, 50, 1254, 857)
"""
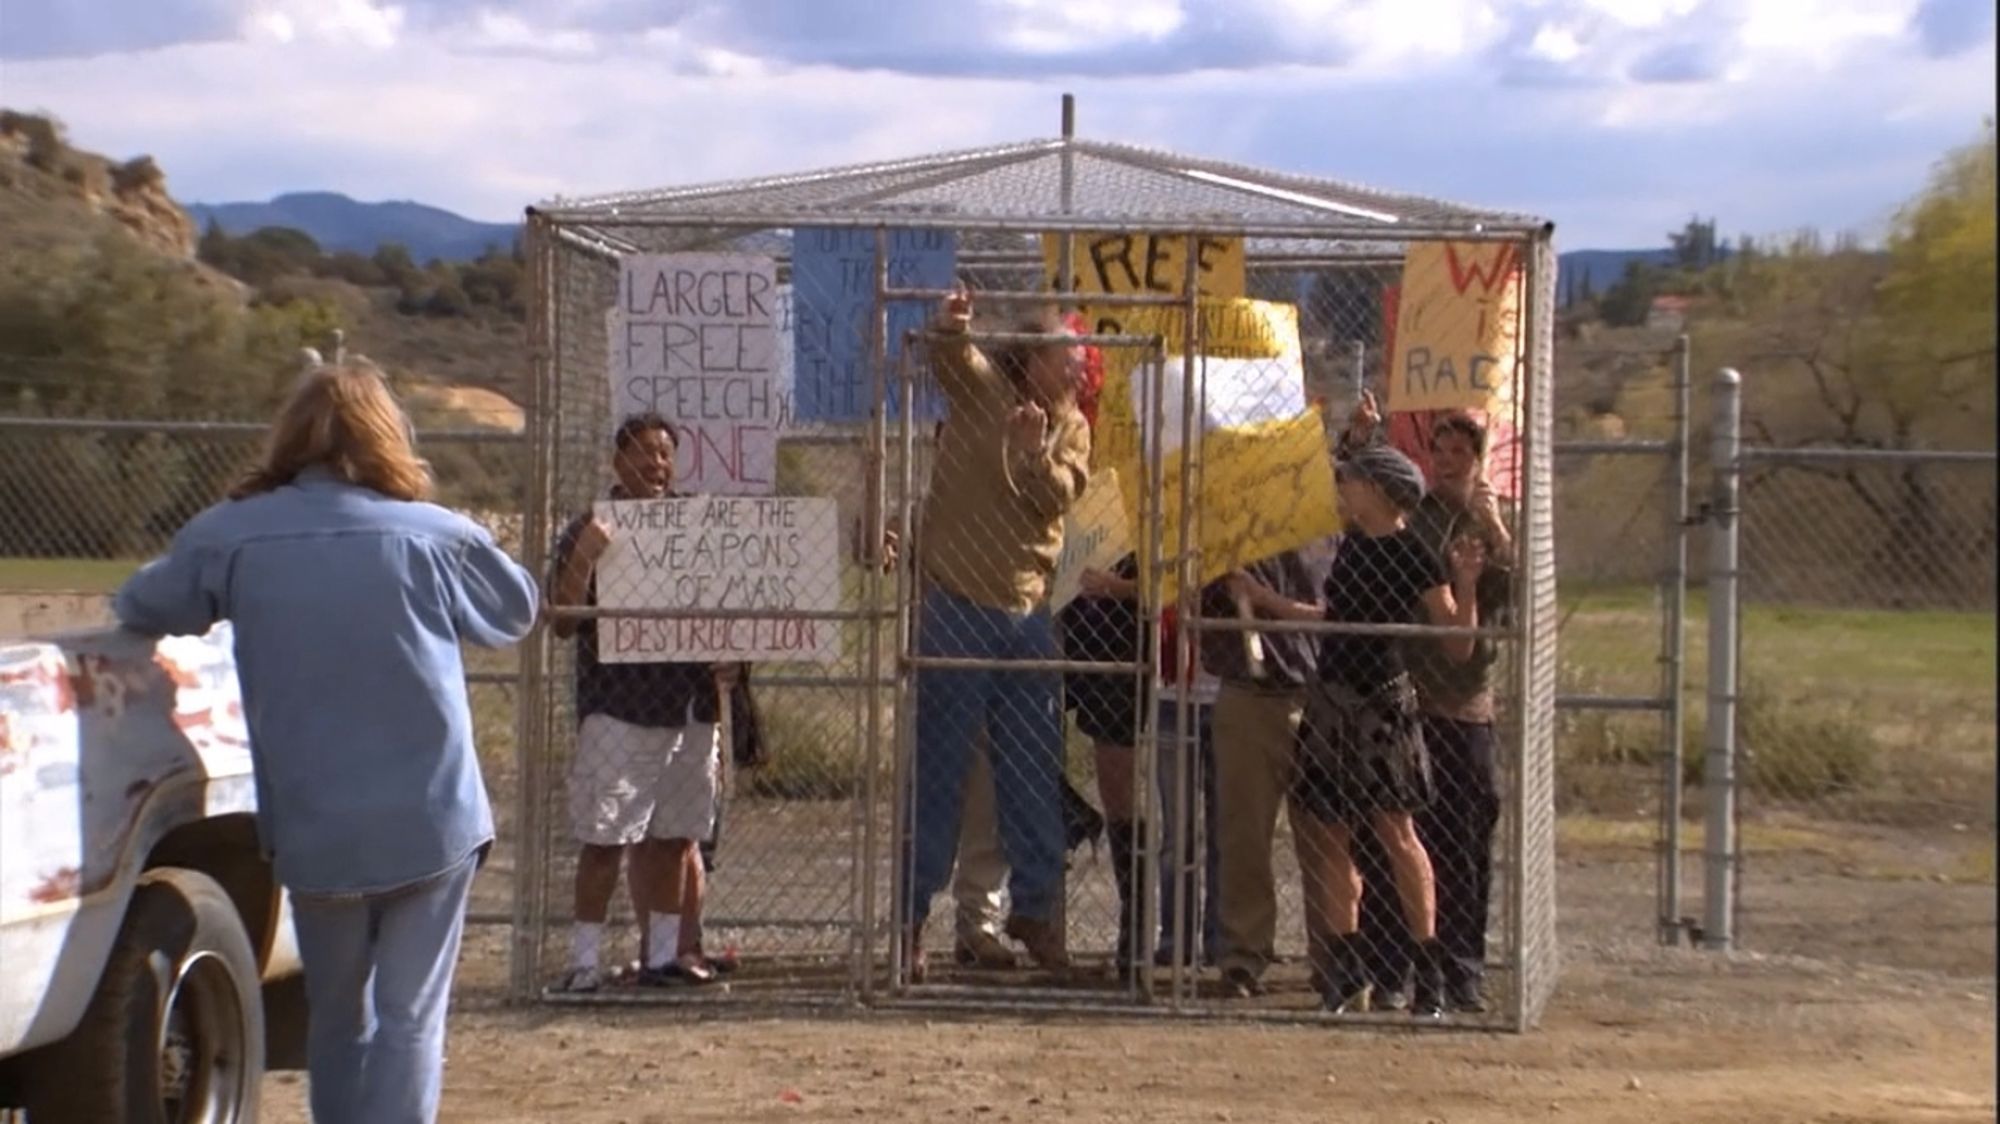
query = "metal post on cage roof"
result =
(1057, 92, 1076, 310)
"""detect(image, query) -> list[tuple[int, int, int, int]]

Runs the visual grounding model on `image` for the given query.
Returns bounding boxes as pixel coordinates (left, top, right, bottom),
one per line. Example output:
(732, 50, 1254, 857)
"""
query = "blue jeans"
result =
(905, 586, 1065, 926)
(1155, 698, 1220, 959)
(290, 850, 479, 1124)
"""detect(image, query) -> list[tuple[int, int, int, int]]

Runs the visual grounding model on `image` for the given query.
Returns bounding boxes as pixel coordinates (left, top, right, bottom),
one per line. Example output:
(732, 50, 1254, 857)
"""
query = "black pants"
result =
(1355, 716, 1500, 990)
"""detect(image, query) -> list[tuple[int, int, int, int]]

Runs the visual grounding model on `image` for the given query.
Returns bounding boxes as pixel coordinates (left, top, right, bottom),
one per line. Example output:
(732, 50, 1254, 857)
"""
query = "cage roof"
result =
(532, 136, 1549, 245)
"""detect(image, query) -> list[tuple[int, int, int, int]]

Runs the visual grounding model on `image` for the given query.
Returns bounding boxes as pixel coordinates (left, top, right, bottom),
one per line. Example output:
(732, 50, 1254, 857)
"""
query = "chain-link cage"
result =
(519, 134, 1560, 1029)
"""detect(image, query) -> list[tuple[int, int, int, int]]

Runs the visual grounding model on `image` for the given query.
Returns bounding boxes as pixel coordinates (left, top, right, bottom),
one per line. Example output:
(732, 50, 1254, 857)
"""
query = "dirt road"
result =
(257, 848, 1996, 1124)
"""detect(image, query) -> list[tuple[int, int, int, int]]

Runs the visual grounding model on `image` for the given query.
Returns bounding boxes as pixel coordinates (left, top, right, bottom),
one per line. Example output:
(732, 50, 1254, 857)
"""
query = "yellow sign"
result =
(1388, 241, 1524, 414)
(1043, 232, 1247, 317)
(1041, 231, 1245, 483)
(1049, 467, 1134, 611)
(1098, 297, 1340, 604)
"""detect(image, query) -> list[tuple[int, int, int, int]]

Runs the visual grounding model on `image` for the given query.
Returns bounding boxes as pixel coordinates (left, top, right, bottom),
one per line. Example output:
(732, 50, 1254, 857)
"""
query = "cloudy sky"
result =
(3, 0, 1992, 248)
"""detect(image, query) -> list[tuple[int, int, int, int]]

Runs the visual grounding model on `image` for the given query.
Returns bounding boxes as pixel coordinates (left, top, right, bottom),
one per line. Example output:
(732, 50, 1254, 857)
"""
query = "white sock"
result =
(572, 922, 604, 971)
(647, 913, 682, 970)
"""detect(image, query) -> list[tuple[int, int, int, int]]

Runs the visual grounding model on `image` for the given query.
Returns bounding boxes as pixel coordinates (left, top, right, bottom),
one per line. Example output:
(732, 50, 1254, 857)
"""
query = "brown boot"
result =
(954, 927, 1019, 969)
(1004, 914, 1070, 972)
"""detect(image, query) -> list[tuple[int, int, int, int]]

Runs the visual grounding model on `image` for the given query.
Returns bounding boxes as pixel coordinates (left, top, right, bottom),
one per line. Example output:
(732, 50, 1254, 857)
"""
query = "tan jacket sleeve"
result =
(1011, 409, 1092, 520)
(929, 324, 999, 402)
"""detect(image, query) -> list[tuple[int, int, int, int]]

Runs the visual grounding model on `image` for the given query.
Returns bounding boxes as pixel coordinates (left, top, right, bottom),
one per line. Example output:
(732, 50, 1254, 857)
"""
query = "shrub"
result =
(1681, 674, 1879, 800)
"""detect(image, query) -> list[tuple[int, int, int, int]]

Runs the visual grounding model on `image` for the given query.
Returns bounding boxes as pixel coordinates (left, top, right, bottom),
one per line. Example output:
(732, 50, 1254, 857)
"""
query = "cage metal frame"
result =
(518, 123, 1559, 1031)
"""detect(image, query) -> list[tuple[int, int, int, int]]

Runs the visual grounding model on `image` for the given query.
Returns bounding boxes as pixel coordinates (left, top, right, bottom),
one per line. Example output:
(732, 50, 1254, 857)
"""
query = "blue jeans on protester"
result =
(1155, 697, 1220, 962)
(904, 585, 1066, 927)
(290, 850, 479, 1124)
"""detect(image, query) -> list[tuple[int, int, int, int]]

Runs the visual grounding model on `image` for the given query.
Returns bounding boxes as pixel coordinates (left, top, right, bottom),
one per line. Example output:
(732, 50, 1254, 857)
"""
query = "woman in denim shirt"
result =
(114, 360, 539, 1124)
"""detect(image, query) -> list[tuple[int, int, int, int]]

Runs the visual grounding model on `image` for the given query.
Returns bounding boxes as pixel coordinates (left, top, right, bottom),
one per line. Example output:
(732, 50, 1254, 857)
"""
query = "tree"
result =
(1598, 261, 1661, 327)
(1668, 215, 1723, 271)
(1684, 123, 1997, 602)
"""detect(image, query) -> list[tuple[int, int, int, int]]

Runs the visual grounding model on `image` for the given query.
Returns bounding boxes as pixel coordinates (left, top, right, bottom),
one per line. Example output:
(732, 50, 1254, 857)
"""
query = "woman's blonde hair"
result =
(231, 359, 433, 502)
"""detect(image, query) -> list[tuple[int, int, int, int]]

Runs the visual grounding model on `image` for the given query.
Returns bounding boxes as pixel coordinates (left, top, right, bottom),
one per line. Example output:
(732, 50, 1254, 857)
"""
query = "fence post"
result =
(1702, 367, 1743, 951)
(1658, 334, 1692, 945)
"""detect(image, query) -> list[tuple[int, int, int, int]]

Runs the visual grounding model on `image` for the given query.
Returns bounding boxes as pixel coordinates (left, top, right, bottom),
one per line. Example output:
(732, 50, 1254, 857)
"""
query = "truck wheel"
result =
(26, 867, 266, 1123)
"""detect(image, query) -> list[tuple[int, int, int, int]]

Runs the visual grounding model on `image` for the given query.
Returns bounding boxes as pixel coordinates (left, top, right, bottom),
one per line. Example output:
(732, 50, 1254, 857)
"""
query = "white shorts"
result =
(568, 713, 721, 847)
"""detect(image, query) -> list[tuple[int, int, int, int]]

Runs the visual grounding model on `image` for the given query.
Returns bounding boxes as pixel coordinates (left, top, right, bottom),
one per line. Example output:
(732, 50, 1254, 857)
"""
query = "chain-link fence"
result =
(1547, 336, 1697, 946)
(1733, 446, 1996, 844)
(518, 132, 1563, 1030)
(0, 415, 532, 960)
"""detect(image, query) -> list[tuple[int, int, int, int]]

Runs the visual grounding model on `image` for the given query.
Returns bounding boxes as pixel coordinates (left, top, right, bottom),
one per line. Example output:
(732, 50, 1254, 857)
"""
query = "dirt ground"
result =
(254, 842, 1996, 1124)
(4, 592, 1987, 1121)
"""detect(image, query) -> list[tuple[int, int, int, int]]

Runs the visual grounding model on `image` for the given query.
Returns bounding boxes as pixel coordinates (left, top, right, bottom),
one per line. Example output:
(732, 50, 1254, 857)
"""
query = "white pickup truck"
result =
(0, 622, 301, 1123)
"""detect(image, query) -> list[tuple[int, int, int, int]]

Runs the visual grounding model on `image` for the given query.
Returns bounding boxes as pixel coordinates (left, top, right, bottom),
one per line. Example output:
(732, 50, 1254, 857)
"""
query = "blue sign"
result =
(790, 227, 957, 423)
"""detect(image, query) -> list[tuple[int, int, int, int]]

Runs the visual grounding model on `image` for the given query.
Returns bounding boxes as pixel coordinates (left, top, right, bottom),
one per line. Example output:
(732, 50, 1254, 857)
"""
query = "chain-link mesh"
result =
(1734, 452, 1996, 834)
(0, 419, 531, 962)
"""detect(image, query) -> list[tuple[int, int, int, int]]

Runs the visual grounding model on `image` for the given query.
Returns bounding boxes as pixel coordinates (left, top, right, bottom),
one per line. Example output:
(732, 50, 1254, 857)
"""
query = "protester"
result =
(1348, 406, 1514, 1013)
(1227, 442, 1484, 1018)
(903, 286, 1091, 980)
(1060, 554, 1148, 977)
(1203, 544, 1335, 999)
(1154, 603, 1222, 969)
(549, 413, 739, 991)
(113, 359, 538, 1124)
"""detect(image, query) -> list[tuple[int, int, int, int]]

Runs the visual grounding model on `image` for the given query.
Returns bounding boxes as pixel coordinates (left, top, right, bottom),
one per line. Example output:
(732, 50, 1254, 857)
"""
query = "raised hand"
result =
(938, 285, 973, 333)
(1470, 476, 1505, 534)
(1448, 534, 1488, 587)
(1349, 387, 1381, 440)
(1008, 400, 1048, 449)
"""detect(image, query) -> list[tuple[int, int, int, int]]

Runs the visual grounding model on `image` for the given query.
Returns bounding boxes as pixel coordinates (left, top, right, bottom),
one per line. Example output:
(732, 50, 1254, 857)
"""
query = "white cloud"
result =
(0, 0, 1991, 248)
(242, 0, 407, 48)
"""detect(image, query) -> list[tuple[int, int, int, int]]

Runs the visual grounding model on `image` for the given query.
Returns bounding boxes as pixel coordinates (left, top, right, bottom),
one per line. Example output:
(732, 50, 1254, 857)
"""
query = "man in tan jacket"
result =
(901, 287, 1091, 980)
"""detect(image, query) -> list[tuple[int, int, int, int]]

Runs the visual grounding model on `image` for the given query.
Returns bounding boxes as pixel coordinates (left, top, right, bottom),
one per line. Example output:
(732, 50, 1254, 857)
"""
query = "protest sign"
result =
(1049, 466, 1134, 611)
(790, 227, 957, 424)
(1120, 298, 1340, 602)
(609, 253, 782, 493)
(1041, 231, 1246, 481)
(1388, 241, 1523, 414)
(1384, 272, 1520, 498)
(592, 495, 842, 663)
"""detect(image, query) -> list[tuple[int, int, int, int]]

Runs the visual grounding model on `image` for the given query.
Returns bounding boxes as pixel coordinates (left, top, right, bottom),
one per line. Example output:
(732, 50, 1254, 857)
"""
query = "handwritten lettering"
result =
(610, 253, 781, 494)
(1389, 242, 1524, 416)
(593, 496, 843, 664)
(791, 227, 957, 424)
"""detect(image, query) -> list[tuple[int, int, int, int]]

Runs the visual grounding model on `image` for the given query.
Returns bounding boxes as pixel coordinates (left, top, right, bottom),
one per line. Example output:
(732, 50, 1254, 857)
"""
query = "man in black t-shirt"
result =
(549, 413, 738, 991)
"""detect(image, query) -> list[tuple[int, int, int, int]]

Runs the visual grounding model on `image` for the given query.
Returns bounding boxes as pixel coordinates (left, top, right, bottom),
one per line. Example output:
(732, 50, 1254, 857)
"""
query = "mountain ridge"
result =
(186, 191, 1678, 286)
(186, 191, 520, 262)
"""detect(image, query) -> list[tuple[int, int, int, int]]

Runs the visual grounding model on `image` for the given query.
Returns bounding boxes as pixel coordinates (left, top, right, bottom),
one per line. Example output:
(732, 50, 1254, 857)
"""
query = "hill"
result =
(187, 192, 520, 263)
(186, 190, 1677, 284)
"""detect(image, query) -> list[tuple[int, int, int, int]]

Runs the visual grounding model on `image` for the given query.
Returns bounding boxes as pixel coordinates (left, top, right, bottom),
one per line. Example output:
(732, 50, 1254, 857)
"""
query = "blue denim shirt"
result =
(113, 468, 540, 896)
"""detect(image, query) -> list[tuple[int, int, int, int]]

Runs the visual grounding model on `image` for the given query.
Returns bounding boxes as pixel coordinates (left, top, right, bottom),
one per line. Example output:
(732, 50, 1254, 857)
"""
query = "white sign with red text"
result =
(592, 495, 842, 663)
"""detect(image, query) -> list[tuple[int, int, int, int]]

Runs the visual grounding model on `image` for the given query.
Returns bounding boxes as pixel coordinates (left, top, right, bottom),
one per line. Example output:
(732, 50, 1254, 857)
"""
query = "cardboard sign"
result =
(1388, 242, 1524, 416)
(592, 496, 843, 663)
(790, 227, 957, 423)
(1049, 467, 1135, 611)
(609, 253, 782, 493)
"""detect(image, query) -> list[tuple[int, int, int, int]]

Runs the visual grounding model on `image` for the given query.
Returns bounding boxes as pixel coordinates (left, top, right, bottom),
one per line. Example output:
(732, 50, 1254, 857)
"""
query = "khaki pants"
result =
(953, 740, 1008, 939)
(1212, 681, 1305, 977)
